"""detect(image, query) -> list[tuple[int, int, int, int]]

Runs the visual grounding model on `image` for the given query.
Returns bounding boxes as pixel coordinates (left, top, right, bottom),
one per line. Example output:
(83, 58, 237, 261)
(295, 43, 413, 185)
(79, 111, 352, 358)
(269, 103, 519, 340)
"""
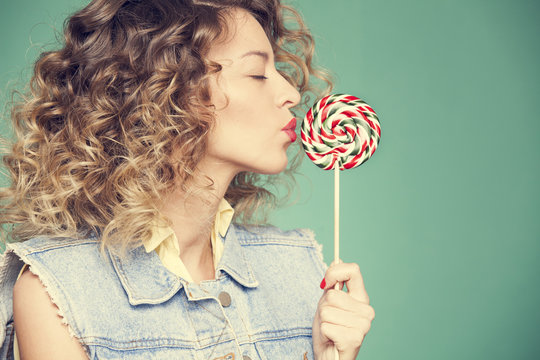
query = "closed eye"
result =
(250, 75, 268, 80)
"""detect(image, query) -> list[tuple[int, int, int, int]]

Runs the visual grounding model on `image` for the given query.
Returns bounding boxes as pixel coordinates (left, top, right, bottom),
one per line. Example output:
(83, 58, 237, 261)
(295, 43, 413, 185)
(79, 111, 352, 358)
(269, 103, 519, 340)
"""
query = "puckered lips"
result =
(281, 117, 297, 142)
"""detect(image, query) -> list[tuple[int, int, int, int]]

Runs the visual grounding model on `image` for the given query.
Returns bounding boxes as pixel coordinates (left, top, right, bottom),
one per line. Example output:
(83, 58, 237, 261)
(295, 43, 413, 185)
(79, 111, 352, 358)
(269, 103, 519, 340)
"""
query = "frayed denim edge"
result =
(5, 246, 92, 359)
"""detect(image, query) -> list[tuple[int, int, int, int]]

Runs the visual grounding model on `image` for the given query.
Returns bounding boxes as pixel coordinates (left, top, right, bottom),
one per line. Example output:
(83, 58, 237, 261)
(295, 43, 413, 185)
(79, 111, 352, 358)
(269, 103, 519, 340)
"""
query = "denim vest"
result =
(0, 224, 327, 359)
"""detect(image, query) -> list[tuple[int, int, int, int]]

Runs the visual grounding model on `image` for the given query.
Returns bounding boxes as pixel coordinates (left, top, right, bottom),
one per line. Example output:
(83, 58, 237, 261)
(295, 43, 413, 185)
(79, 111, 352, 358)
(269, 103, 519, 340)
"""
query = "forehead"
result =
(207, 8, 273, 63)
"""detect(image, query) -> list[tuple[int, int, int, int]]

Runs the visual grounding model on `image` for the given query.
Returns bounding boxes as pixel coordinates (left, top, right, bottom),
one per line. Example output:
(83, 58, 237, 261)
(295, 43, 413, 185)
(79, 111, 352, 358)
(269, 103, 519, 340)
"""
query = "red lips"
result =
(281, 118, 297, 142)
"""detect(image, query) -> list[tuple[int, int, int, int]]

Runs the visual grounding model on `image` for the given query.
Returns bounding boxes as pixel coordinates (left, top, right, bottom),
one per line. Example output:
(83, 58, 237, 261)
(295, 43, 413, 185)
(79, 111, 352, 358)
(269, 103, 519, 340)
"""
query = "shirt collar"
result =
(143, 221, 176, 254)
(109, 223, 258, 306)
(215, 198, 234, 237)
(143, 198, 234, 254)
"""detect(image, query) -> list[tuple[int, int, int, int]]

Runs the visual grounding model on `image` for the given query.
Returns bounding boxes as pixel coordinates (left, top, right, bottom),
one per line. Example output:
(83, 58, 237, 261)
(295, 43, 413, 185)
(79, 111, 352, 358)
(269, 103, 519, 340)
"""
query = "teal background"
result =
(1, 0, 539, 359)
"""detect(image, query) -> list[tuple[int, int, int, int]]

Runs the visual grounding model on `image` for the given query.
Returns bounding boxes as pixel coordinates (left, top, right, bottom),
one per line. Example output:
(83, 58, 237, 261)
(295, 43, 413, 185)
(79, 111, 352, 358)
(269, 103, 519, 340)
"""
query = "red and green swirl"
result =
(301, 94, 381, 170)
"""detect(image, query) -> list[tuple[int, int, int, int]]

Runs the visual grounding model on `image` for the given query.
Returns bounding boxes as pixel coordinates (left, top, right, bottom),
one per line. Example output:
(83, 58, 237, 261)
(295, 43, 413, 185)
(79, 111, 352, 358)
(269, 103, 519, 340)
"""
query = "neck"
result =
(159, 157, 238, 282)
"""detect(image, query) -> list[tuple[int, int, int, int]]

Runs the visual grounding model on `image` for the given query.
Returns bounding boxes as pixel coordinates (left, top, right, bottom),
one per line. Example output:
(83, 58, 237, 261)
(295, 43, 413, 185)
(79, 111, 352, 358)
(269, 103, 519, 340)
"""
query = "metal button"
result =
(243, 356, 252, 360)
(218, 291, 231, 307)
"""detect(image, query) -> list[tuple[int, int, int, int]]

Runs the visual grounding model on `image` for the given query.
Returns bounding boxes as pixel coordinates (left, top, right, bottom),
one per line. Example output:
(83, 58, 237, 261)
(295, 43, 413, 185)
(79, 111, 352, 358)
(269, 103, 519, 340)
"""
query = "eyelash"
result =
(251, 75, 268, 80)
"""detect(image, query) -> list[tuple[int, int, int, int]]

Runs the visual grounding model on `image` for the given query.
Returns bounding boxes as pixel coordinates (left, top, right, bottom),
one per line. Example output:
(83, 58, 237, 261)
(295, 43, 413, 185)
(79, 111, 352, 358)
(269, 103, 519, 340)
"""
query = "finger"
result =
(319, 289, 376, 322)
(320, 277, 344, 291)
(320, 258, 344, 290)
(329, 258, 343, 266)
(333, 282, 344, 291)
(318, 299, 375, 327)
(319, 321, 369, 354)
(321, 262, 369, 304)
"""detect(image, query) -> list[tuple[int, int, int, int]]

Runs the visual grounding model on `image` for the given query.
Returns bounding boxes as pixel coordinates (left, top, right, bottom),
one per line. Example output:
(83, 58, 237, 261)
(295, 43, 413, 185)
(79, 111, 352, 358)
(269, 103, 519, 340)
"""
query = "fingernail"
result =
(319, 278, 326, 289)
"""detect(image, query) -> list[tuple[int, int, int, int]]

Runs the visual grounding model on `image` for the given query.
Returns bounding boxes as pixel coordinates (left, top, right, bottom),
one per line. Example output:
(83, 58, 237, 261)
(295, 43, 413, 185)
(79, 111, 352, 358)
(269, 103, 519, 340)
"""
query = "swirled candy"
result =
(301, 94, 381, 170)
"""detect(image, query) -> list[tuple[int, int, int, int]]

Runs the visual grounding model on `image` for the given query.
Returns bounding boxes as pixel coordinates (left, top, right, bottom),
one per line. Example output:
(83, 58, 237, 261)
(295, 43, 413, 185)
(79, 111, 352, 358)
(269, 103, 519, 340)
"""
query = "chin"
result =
(252, 157, 289, 175)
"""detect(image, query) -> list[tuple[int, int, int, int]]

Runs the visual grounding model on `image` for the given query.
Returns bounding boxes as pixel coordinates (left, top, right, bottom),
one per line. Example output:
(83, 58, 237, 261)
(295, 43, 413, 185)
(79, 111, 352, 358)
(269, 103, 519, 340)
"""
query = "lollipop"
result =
(301, 93, 380, 360)
(301, 93, 380, 171)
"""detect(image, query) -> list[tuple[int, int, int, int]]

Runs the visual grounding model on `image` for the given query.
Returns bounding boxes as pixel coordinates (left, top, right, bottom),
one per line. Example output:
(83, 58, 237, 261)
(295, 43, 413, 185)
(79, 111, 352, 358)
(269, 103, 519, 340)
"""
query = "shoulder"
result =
(9, 235, 100, 257)
(7, 236, 107, 281)
(231, 224, 328, 275)
(232, 223, 320, 247)
(8, 235, 111, 359)
(5, 235, 113, 353)
(13, 268, 88, 359)
(7, 234, 118, 307)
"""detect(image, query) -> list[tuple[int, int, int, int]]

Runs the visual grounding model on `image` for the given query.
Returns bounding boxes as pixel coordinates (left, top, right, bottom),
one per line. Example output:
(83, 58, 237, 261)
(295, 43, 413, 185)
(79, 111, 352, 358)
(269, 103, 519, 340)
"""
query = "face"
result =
(203, 8, 301, 180)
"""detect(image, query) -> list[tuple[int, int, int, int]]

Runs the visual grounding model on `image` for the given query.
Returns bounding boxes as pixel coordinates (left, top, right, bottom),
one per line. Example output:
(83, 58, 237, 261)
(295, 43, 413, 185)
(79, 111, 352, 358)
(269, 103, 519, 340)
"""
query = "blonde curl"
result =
(1, 0, 333, 251)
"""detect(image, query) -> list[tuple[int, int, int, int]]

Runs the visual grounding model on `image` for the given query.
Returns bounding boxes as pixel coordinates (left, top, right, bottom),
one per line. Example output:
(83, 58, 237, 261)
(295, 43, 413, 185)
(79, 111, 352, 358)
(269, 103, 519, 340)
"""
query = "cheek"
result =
(208, 81, 271, 152)
(214, 95, 261, 136)
(207, 112, 250, 159)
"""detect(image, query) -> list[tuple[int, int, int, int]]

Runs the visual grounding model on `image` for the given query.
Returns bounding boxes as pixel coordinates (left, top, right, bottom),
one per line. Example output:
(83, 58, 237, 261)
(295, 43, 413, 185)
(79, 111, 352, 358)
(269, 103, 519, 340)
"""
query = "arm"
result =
(13, 269, 89, 360)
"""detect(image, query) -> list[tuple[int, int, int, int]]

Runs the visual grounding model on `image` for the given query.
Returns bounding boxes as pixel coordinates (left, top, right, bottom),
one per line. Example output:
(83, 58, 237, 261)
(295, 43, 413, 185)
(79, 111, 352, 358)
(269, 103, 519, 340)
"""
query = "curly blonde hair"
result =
(1, 0, 332, 250)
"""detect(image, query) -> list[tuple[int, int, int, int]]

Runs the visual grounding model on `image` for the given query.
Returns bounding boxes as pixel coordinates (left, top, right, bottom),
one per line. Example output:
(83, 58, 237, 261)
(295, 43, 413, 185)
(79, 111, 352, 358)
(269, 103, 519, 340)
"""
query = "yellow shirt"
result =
(13, 199, 234, 359)
(142, 198, 234, 282)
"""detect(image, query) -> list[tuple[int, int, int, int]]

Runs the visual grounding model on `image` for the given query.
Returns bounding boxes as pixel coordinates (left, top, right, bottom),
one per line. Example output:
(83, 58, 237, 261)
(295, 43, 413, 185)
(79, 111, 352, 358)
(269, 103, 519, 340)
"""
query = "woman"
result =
(0, 0, 375, 359)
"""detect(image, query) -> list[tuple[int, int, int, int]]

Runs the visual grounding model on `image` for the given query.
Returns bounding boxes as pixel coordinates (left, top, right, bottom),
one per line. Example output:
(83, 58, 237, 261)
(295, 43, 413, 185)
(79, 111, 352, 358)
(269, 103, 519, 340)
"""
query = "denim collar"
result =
(109, 224, 258, 306)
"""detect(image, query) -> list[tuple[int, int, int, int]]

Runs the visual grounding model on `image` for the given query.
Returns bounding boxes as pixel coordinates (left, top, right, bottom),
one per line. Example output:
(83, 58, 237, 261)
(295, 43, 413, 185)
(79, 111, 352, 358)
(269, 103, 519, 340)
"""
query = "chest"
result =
(80, 274, 319, 359)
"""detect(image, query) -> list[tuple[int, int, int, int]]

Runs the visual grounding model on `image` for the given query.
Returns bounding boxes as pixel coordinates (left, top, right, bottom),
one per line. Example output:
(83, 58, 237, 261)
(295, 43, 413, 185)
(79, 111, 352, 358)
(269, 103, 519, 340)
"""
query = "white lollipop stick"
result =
(333, 161, 340, 359)
(334, 161, 340, 265)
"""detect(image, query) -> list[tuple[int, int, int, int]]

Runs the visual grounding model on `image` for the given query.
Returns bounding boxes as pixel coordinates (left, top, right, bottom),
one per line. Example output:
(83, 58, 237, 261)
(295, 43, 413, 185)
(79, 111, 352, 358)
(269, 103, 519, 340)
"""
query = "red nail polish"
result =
(320, 278, 326, 289)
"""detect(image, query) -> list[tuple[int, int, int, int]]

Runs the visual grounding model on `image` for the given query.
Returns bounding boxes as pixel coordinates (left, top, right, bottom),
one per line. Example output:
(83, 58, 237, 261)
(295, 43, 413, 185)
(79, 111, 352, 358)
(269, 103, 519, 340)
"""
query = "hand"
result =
(312, 261, 375, 360)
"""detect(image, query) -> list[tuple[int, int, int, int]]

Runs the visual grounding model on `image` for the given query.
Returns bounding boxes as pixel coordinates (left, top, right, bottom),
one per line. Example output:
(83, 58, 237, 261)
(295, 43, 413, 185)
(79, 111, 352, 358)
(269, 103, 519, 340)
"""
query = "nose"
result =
(276, 71, 301, 109)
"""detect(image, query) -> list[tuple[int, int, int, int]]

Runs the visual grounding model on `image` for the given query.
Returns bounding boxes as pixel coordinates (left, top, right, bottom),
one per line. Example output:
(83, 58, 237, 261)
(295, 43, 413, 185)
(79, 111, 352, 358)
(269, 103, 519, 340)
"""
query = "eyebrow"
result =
(240, 50, 270, 62)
